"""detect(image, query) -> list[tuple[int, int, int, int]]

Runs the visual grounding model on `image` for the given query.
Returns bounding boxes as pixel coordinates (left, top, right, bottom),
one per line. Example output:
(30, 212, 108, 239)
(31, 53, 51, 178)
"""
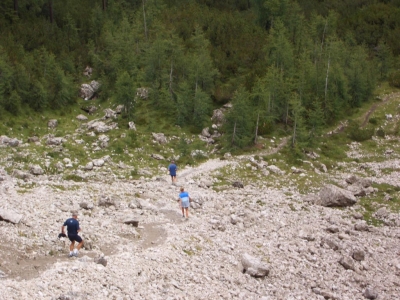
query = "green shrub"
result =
(63, 174, 87, 182)
(388, 69, 400, 88)
(348, 121, 374, 142)
(368, 118, 378, 125)
(376, 127, 385, 138)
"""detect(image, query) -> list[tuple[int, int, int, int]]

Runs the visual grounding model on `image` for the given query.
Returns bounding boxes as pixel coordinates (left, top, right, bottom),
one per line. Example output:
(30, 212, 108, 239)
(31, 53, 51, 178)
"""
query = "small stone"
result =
(363, 288, 378, 299)
(352, 249, 365, 261)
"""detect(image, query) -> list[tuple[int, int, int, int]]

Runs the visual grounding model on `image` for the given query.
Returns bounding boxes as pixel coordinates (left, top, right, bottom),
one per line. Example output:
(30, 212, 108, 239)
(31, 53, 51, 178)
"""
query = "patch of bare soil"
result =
(0, 239, 115, 281)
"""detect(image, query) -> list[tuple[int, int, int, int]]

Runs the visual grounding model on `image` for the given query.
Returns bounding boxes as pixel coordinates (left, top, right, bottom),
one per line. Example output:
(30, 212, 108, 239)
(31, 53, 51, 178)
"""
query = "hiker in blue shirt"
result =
(168, 160, 177, 184)
(61, 211, 84, 257)
(178, 187, 192, 219)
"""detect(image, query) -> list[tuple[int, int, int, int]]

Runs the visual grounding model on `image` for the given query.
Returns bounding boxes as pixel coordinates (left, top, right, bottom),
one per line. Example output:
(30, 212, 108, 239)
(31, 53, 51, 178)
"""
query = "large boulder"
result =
(47, 119, 58, 128)
(136, 87, 149, 99)
(0, 209, 23, 224)
(211, 109, 225, 124)
(103, 108, 117, 119)
(76, 114, 88, 121)
(201, 127, 211, 138)
(152, 133, 167, 144)
(46, 136, 65, 146)
(12, 169, 30, 180)
(98, 195, 120, 207)
(241, 253, 270, 278)
(30, 165, 44, 176)
(318, 184, 357, 207)
(87, 120, 112, 133)
(80, 80, 100, 100)
(81, 105, 97, 115)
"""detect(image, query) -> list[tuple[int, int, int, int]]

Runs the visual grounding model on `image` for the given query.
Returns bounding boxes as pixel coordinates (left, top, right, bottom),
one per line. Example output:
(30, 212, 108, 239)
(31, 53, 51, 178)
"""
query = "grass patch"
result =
(358, 182, 400, 226)
(63, 174, 87, 182)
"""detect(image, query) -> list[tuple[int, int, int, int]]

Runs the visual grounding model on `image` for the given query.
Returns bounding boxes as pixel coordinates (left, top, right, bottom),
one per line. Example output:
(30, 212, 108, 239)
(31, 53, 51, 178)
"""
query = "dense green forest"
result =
(1, 0, 400, 150)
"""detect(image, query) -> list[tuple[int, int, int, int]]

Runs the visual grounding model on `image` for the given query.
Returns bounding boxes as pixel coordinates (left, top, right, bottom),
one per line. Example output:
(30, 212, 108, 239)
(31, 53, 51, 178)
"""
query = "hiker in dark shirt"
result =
(168, 160, 177, 184)
(61, 211, 84, 257)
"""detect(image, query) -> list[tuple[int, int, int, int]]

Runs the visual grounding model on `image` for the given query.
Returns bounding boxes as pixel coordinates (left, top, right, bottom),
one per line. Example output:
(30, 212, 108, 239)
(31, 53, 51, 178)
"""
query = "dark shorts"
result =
(170, 174, 176, 177)
(68, 234, 82, 243)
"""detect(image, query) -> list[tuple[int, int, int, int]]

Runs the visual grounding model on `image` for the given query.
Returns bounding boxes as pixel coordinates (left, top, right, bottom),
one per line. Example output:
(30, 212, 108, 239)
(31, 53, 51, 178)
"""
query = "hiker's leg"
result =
(70, 241, 75, 252)
(77, 240, 84, 250)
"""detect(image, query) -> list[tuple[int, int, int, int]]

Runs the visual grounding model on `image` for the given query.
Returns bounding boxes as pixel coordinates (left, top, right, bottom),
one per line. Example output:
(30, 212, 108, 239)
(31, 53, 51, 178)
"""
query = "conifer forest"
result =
(1, 0, 400, 150)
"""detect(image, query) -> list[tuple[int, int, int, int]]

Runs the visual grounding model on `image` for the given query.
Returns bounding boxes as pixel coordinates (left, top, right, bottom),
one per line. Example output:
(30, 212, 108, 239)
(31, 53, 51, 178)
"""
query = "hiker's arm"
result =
(61, 225, 65, 234)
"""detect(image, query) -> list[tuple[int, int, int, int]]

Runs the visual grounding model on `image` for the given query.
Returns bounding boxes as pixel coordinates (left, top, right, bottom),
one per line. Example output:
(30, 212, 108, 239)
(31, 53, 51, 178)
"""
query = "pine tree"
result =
(223, 87, 254, 149)
(115, 71, 136, 121)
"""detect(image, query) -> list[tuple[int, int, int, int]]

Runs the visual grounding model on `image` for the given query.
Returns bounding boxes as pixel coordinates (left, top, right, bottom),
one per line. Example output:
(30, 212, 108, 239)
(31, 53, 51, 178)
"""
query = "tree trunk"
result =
(102, 0, 107, 11)
(321, 19, 327, 50)
(254, 112, 259, 144)
(49, 1, 53, 23)
(169, 61, 174, 100)
(142, 0, 148, 40)
(292, 117, 297, 147)
(324, 53, 331, 112)
(14, 0, 18, 15)
(231, 121, 237, 145)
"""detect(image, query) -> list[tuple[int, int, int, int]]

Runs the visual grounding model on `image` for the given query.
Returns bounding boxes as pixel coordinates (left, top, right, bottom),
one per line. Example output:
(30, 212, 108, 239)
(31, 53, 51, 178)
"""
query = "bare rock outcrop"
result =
(80, 80, 100, 100)
(318, 184, 357, 207)
(152, 133, 167, 144)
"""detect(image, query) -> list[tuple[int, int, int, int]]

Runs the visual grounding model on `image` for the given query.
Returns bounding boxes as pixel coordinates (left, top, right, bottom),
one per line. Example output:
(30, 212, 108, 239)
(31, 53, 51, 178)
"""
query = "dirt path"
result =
(361, 92, 400, 127)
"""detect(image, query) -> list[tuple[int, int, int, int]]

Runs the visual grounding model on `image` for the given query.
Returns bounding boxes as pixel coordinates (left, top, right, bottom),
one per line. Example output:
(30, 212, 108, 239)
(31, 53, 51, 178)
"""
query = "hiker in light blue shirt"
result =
(178, 187, 192, 219)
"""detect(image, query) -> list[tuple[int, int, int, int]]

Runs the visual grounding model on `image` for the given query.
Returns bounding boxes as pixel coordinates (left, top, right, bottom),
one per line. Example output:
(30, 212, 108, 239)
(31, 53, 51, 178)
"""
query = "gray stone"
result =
(128, 122, 136, 130)
(326, 226, 339, 233)
(92, 159, 105, 167)
(103, 108, 116, 119)
(152, 133, 167, 144)
(232, 181, 244, 188)
(136, 87, 149, 99)
(48, 119, 58, 128)
(84, 162, 94, 171)
(267, 165, 285, 175)
(7, 138, 20, 147)
(96, 257, 107, 267)
(339, 256, 355, 270)
(12, 169, 30, 180)
(123, 219, 139, 227)
(241, 253, 270, 278)
(354, 222, 369, 232)
(76, 114, 88, 121)
(80, 80, 100, 100)
(28, 136, 39, 143)
(363, 288, 378, 299)
(46, 137, 64, 146)
(324, 238, 340, 251)
(375, 207, 388, 218)
(0, 209, 23, 224)
(79, 202, 93, 210)
(201, 127, 211, 138)
(151, 154, 165, 160)
(352, 249, 365, 261)
(30, 165, 44, 175)
(98, 195, 119, 207)
(319, 184, 357, 207)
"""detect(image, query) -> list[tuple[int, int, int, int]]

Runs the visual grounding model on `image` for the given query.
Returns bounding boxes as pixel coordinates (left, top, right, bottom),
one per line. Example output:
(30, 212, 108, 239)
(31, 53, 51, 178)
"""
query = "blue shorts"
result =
(181, 200, 190, 208)
(68, 234, 82, 243)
